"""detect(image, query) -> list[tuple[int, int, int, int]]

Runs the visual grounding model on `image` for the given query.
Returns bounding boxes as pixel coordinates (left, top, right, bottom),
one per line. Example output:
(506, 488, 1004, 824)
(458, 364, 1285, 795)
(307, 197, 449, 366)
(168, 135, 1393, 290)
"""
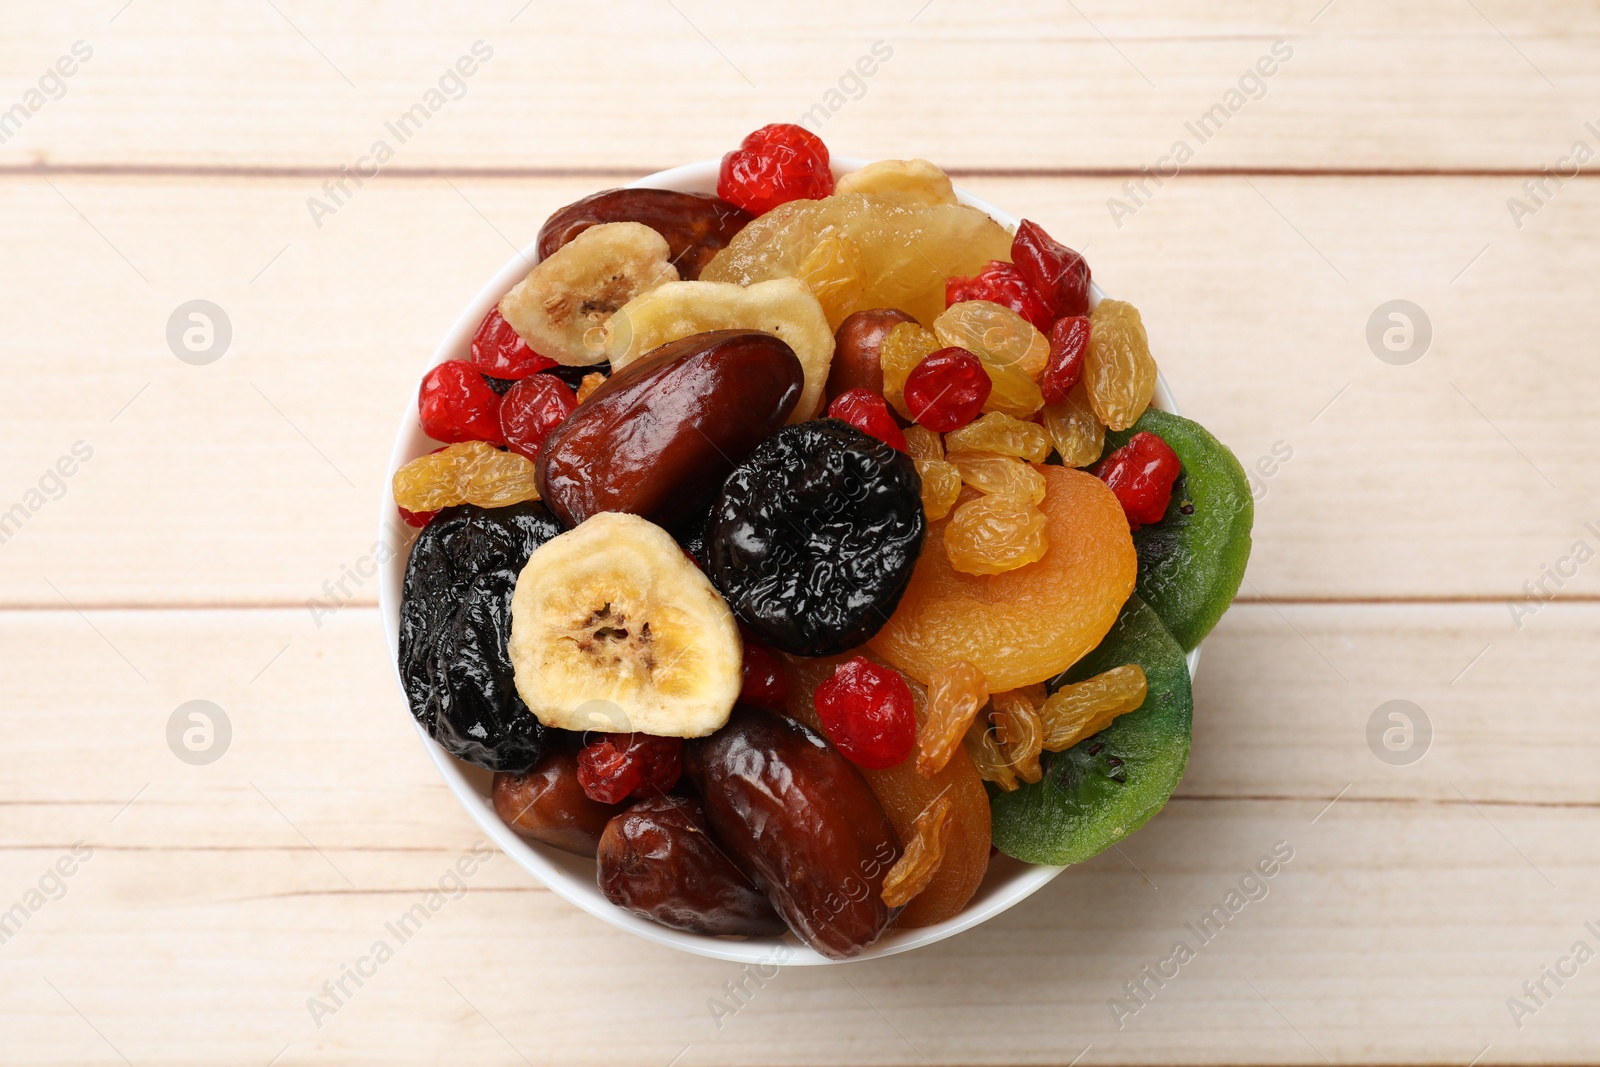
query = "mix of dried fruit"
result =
(394, 125, 1254, 959)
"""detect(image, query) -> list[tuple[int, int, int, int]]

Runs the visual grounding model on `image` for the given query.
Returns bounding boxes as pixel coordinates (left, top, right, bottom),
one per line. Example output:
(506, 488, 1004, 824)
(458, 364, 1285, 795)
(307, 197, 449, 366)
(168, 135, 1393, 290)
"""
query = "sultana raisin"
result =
(946, 451, 1046, 505)
(991, 689, 1044, 784)
(932, 301, 1048, 418)
(917, 660, 989, 777)
(879, 321, 941, 421)
(1039, 664, 1148, 751)
(916, 458, 963, 521)
(943, 411, 1052, 463)
(392, 440, 541, 512)
(903, 425, 943, 462)
(1085, 298, 1158, 431)
(881, 792, 955, 909)
(1041, 379, 1106, 468)
(963, 713, 1017, 791)
(944, 492, 1049, 575)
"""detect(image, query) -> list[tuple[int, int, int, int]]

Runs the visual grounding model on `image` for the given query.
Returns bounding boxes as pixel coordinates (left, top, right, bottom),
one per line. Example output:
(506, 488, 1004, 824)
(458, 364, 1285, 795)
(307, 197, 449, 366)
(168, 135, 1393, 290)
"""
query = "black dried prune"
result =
(399, 501, 564, 771)
(705, 419, 925, 657)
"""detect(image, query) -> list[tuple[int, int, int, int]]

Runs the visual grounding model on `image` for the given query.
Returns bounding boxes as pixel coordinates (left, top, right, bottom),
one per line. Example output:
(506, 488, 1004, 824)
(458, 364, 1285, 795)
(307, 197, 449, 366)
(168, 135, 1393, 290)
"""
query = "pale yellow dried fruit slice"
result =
(797, 233, 867, 330)
(500, 222, 678, 366)
(602, 277, 834, 422)
(836, 159, 958, 206)
(702, 192, 1013, 326)
(509, 512, 742, 738)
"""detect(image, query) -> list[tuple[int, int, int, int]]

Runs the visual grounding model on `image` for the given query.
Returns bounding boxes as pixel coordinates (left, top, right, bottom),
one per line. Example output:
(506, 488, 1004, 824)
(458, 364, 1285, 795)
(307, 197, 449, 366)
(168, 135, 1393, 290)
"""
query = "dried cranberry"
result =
(500, 374, 578, 460)
(945, 261, 1054, 333)
(576, 733, 683, 805)
(397, 505, 438, 528)
(418, 361, 505, 445)
(812, 656, 916, 770)
(1092, 431, 1182, 530)
(470, 306, 557, 379)
(738, 634, 790, 711)
(1042, 316, 1090, 405)
(827, 389, 907, 453)
(903, 347, 991, 432)
(1012, 220, 1091, 318)
(718, 123, 834, 217)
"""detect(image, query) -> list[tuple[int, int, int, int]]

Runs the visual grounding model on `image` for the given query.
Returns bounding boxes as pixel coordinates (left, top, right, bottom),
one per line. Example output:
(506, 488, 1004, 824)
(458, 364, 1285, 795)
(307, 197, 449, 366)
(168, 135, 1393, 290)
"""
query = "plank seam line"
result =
(0, 163, 1591, 181)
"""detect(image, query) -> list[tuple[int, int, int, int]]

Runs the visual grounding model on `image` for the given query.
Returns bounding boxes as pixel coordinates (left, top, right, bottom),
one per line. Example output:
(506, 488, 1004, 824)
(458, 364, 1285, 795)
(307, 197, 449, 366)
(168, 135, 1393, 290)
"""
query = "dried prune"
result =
(399, 501, 564, 771)
(493, 749, 623, 857)
(705, 419, 926, 657)
(537, 188, 752, 281)
(597, 795, 785, 937)
(685, 708, 900, 958)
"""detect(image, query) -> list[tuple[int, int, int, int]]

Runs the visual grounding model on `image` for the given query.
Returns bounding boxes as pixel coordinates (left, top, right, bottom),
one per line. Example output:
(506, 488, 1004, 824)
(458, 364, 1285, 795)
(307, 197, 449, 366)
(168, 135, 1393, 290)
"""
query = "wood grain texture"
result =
(3, 1, 1599, 171)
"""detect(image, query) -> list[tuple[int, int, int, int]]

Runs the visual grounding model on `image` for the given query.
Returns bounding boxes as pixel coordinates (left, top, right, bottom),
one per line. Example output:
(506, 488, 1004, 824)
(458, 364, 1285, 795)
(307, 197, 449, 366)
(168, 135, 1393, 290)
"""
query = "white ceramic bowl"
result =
(378, 158, 1197, 965)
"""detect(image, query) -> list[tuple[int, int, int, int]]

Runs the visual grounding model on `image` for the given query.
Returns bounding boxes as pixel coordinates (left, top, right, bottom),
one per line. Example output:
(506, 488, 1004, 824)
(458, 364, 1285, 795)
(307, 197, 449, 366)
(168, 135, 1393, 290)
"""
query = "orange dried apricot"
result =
(871, 465, 1138, 691)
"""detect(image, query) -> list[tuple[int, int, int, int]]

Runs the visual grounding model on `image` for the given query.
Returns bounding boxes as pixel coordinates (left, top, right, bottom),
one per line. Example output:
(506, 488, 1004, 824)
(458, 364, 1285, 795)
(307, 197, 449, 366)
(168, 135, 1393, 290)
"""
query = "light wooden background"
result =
(3, 1, 1598, 1064)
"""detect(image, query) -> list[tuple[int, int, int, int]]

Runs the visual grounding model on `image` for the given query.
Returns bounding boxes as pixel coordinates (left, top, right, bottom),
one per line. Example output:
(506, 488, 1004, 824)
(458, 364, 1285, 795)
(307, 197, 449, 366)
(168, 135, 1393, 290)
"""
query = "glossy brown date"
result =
(536, 330, 803, 530)
(684, 707, 902, 959)
(492, 751, 623, 858)
(537, 188, 753, 281)
(596, 795, 786, 937)
(826, 308, 919, 403)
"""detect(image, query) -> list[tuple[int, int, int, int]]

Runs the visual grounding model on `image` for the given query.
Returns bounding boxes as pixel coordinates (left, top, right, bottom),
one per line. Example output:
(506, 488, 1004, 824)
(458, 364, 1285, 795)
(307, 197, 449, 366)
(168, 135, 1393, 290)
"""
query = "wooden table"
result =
(3, 2, 1597, 1063)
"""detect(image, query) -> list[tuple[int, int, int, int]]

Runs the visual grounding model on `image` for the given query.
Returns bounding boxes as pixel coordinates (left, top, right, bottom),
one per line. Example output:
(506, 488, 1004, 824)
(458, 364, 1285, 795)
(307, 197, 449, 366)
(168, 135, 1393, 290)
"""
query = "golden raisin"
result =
(943, 412, 1052, 462)
(933, 302, 1048, 418)
(1039, 664, 1148, 751)
(393, 440, 541, 512)
(916, 458, 962, 521)
(879, 321, 942, 421)
(917, 660, 989, 777)
(797, 233, 867, 330)
(964, 713, 1017, 791)
(903, 425, 943, 462)
(1085, 298, 1158, 431)
(881, 792, 955, 909)
(576, 372, 606, 404)
(1041, 379, 1105, 467)
(944, 492, 1049, 575)
(991, 689, 1044, 784)
(946, 451, 1046, 505)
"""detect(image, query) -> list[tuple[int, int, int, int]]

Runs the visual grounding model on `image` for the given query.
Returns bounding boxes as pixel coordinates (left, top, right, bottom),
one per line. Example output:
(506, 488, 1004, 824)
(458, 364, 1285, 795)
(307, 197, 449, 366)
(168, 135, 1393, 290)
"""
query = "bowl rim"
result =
(377, 157, 1198, 965)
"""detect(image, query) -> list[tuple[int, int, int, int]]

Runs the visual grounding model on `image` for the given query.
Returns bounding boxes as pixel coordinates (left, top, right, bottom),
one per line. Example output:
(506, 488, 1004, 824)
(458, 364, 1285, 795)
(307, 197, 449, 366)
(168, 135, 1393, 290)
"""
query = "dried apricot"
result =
(1041, 380, 1105, 468)
(702, 193, 1013, 327)
(798, 233, 867, 330)
(991, 689, 1044, 784)
(944, 412, 1052, 463)
(1085, 298, 1158, 431)
(946, 451, 1046, 505)
(879, 321, 941, 421)
(1039, 664, 1148, 751)
(933, 302, 1048, 418)
(784, 652, 991, 928)
(944, 492, 1048, 575)
(871, 465, 1138, 691)
(881, 793, 955, 909)
(918, 660, 988, 777)
(916, 458, 962, 521)
(392, 441, 541, 512)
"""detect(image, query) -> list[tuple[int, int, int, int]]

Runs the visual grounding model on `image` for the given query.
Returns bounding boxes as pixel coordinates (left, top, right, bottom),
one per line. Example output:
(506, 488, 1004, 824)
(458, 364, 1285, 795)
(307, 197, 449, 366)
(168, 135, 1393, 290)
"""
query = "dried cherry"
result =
(1092, 431, 1182, 530)
(398, 502, 564, 771)
(705, 419, 926, 657)
(946, 261, 1054, 333)
(576, 733, 683, 804)
(828, 389, 907, 453)
(471, 306, 557, 380)
(718, 123, 835, 216)
(903, 347, 991, 432)
(1042, 315, 1090, 405)
(1012, 219, 1091, 318)
(813, 656, 917, 770)
(418, 360, 505, 445)
(499, 374, 578, 460)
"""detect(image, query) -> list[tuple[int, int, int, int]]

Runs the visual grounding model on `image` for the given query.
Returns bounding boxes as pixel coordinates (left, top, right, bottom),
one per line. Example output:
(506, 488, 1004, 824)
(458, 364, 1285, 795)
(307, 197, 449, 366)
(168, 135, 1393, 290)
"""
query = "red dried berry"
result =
(397, 505, 438, 528)
(499, 374, 578, 460)
(470, 306, 558, 379)
(812, 656, 917, 770)
(1042, 315, 1090, 405)
(718, 123, 835, 217)
(1092, 431, 1182, 530)
(945, 261, 1054, 333)
(1012, 220, 1091, 318)
(903, 347, 991, 432)
(738, 635, 790, 711)
(418, 360, 505, 445)
(576, 733, 683, 805)
(827, 389, 907, 453)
